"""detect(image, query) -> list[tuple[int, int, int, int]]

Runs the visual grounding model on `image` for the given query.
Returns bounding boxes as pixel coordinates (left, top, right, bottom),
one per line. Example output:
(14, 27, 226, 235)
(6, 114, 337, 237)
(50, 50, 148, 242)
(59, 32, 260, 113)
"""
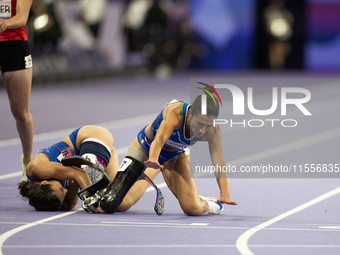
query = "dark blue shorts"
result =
(42, 127, 81, 162)
(68, 127, 81, 155)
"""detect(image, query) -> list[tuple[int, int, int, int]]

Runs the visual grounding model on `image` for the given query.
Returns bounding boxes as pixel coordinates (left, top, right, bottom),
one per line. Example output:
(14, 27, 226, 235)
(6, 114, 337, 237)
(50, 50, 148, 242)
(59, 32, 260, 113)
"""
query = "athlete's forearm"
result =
(4, 14, 28, 29)
(211, 157, 231, 199)
(5, 0, 32, 29)
(148, 137, 164, 162)
(73, 169, 92, 189)
(216, 177, 231, 199)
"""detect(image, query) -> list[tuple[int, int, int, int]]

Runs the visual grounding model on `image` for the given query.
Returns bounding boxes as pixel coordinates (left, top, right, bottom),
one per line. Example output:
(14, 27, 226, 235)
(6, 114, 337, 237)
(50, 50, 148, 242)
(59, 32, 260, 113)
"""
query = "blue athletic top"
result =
(137, 100, 200, 164)
(150, 100, 200, 150)
(26, 127, 82, 187)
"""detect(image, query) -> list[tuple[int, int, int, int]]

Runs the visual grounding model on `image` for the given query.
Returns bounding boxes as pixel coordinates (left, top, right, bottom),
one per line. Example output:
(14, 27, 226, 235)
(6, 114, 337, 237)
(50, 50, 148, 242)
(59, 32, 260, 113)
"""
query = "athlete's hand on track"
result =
(144, 160, 164, 169)
(217, 197, 238, 205)
(0, 19, 7, 33)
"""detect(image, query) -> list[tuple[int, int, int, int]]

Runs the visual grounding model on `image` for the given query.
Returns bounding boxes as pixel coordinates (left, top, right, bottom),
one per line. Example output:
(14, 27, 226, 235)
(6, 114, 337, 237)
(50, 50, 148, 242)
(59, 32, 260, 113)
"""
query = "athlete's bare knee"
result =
(180, 202, 203, 216)
(11, 108, 29, 122)
(182, 206, 202, 216)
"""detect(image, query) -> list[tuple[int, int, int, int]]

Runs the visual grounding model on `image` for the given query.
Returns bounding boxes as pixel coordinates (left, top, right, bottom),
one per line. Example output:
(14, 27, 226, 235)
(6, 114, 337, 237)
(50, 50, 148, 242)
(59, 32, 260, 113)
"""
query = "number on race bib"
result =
(25, 55, 33, 69)
(118, 158, 133, 172)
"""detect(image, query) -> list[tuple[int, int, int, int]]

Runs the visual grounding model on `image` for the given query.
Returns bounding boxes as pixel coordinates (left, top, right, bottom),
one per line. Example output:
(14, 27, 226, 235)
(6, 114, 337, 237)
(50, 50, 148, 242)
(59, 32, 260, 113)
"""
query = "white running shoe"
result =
(199, 195, 224, 215)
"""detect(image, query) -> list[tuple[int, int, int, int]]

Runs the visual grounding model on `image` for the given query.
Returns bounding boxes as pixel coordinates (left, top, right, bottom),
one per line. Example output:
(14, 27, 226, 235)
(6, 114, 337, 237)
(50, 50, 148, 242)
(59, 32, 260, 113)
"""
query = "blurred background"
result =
(2, 0, 340, 84)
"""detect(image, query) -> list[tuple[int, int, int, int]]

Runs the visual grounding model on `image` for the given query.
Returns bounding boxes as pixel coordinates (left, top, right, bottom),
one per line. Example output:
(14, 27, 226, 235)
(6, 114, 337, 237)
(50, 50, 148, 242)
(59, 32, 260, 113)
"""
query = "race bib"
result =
(0, 0, 11, 19)
(25, 55, 33, 69)
(118, 158, 133, 172)
(57, 147, 76, 162)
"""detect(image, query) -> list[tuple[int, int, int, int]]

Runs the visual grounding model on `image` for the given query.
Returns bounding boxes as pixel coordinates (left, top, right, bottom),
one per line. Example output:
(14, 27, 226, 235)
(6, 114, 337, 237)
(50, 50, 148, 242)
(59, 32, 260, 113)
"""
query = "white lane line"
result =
(236, 186, 340, 255)
(0, 209, 82, 255)
(3, 244, 340, 249)
(191, 223, 209, 226)
(318, 226, 340, 229)
(0, 172, 21, 180)
(0, 221, 246, 230)
(248, 245, 340, 248)
(3, 244, 237, 248)
(101, 221, 209, 226)
(2, 221, 340, 233)
(307, 223, 340, 226)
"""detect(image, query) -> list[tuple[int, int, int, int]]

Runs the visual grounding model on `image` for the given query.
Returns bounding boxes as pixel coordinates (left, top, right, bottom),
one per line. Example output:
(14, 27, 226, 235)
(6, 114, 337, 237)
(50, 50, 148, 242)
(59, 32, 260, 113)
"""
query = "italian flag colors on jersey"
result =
(139, 137, 147, 145)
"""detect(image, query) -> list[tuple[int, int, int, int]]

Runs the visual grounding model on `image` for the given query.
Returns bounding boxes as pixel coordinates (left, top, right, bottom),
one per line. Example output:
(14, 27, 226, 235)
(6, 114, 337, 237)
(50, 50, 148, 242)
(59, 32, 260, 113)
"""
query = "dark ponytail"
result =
(18, 181, 61, 211)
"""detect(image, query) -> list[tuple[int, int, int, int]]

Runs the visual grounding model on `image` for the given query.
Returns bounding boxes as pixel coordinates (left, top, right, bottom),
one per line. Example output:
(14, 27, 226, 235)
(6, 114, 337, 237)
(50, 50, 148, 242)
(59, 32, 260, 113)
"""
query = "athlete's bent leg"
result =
(118, 168, 161, 212)
(162, 153, 209, 216)
(76, 125, 118, 181)
(99, 148, 148, 213)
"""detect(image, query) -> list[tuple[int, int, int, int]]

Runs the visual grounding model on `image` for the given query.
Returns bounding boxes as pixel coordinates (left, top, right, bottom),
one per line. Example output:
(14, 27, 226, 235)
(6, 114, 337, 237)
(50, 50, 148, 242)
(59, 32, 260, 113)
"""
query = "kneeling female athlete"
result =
(94, 89, 238, 215)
